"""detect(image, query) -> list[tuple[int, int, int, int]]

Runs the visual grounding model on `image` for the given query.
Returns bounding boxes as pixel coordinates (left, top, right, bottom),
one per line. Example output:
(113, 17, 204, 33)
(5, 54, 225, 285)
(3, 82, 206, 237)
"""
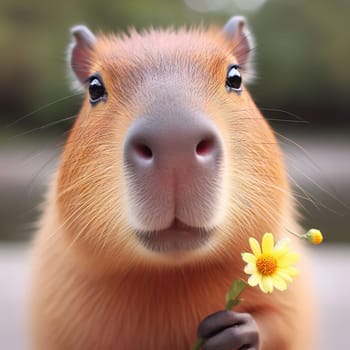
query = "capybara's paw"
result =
(198, 310, 259, 350)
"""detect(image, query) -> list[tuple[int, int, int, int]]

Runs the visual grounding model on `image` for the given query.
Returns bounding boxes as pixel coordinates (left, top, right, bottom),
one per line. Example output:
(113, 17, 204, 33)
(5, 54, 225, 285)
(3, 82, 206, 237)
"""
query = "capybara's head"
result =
(57, 17, 289, 269)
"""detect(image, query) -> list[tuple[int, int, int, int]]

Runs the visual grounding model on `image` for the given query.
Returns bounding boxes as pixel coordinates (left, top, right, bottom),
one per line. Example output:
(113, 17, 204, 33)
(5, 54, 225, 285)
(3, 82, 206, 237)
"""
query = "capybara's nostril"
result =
(195, 137, 215, 157)
(134, 143, 153, 161)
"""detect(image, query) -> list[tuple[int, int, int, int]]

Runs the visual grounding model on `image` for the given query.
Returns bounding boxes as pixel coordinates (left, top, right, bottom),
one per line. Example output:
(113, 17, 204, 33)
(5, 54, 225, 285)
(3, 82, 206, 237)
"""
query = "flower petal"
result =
(276, 268, 298, 283)
(274, 239, 291, 258)
(242, 253, 256, 264)
(261, 276, 274, 293)
(274, 246, 290, 259)
(262, 233, 274, 254)
(275, 238, 290, 249)
(249, 237, 261, 257)
(278, 252, 300, 267)
(244, 263, 256, 274)
(248, 273, 261, 287)
(285, 266, 299, 277)
(279, 266, 299, 277)
(271, 275, 287, 291)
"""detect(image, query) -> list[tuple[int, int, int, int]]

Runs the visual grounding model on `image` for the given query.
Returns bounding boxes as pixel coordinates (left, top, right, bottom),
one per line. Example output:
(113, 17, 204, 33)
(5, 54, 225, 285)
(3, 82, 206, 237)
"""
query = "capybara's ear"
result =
(67, 25, 96, 91)
(223, 16, 255, 83)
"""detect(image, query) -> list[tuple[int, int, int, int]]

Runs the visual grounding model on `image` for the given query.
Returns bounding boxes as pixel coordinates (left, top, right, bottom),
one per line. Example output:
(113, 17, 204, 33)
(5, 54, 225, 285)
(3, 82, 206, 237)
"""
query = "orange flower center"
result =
(256, 254, 277, 275)
(309, 232, 323, 245)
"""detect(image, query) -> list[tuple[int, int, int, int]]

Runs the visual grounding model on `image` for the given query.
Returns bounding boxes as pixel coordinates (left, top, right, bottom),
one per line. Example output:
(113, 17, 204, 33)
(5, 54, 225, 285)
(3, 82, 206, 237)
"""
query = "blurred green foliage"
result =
(0, 0, 349, 134)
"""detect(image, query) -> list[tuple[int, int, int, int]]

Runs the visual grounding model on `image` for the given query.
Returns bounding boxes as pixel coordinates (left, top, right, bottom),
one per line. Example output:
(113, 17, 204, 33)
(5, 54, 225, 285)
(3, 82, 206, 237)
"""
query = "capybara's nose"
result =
(123, 114, 223, 180)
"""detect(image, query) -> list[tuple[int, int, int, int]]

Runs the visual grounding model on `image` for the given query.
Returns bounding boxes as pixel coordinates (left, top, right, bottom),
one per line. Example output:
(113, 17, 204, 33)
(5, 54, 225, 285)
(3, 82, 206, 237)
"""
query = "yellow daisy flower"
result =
(241, 233, 299, 293)
(305, 229, 323, 245)
(286, 227, 324, 245)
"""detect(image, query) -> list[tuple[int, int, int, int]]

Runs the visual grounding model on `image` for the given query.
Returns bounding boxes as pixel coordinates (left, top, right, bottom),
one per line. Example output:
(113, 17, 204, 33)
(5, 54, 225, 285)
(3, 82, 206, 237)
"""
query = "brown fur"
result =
(30, 26, 315, 349)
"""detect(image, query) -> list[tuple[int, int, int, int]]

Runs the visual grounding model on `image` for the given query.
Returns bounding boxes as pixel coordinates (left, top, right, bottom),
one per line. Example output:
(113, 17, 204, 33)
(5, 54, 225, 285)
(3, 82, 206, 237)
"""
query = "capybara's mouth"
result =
(136, 218, 213, 252)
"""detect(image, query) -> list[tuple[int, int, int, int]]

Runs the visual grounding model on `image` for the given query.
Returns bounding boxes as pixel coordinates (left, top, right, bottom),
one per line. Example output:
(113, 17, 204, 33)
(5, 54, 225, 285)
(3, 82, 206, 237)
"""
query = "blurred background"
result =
(0, 0, 349, 349)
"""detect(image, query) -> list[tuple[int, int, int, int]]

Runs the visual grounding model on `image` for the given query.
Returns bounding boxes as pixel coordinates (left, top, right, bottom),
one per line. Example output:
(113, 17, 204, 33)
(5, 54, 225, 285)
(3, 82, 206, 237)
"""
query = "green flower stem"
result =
(225, 279, 248, 310)
(191, 337, 204, 350)
(285, 228, 304, 239)
(190, 279, 248, 350)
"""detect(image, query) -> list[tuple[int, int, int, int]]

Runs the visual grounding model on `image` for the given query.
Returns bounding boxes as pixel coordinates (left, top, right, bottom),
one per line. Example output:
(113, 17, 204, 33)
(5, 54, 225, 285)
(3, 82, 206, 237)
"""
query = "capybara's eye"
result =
(226, 65, 242, 93)
(88, 75, 107, 104)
